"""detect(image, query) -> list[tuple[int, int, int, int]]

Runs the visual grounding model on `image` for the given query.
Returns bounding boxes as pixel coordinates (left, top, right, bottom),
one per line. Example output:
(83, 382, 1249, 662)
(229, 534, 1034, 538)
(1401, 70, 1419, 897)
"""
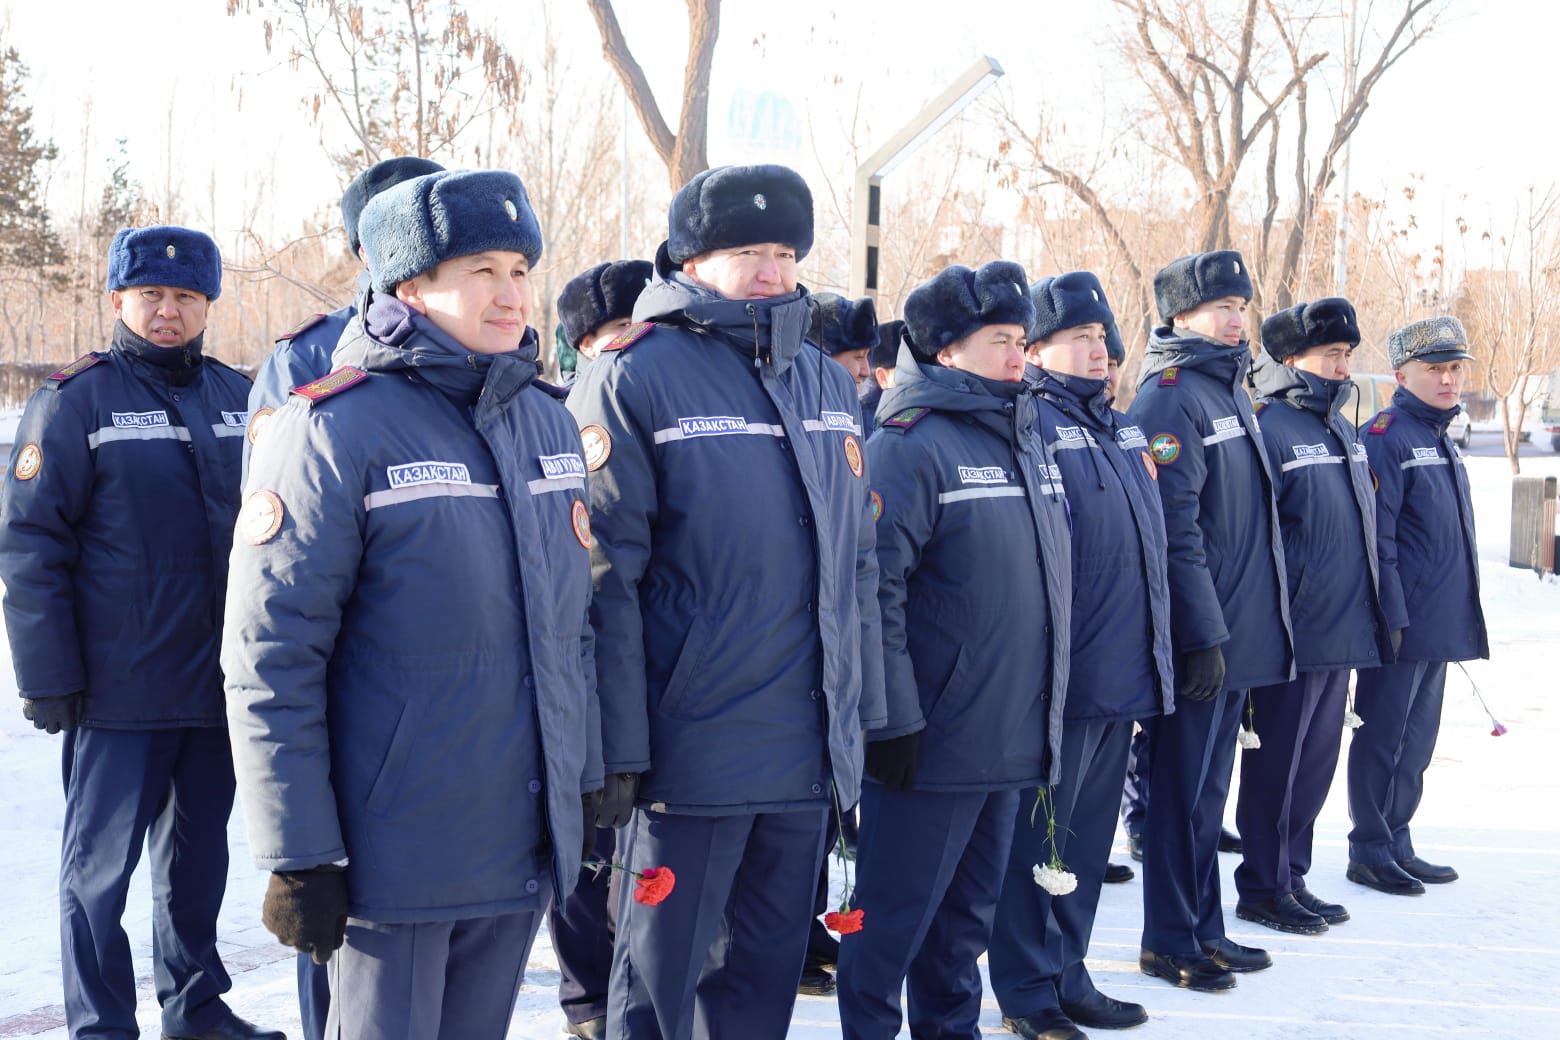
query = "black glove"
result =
(22, 693, 83, 735)
(262, 866, 349, 965)
(582, 791, 602, 861)
(1176, 646, 1227, 702)
(865, 732, 921, 792)
(595, 772, 640, 829)
(1390, 628, 1404, 656)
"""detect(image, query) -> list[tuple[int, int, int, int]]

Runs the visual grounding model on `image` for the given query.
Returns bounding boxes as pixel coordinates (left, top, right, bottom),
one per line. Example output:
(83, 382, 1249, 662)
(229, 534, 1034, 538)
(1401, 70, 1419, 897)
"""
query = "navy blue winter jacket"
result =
(222, 293, 598, 921)
(868, 353, 1071, 789)
(1362, 387, 1488, 664)
(565, 270, 885, 815)
(860, 380, 884, 433)
(243, 302, 354, 483)
(1252, 360, 1392, 671)
(0, 323, 251, 726)
(1029, 367, 1174, 722)
(1127, 330, 1294, 690)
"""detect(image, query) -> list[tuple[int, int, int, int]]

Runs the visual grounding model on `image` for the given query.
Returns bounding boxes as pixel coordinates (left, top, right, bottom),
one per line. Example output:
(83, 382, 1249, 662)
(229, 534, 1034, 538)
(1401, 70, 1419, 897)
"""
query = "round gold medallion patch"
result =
(246, 407, 275, 446)
(581, 425, 612, 471)
(843, 435, 863, 478)
(13, 443, 42, 481)
(239, 490, 286, 546)
(571, 499, 594, 548)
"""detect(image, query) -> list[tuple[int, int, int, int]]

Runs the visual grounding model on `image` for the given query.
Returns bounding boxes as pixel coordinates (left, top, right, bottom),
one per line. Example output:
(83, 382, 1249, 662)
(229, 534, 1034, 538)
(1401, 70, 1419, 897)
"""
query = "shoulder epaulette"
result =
(277, 313, 328, 343)
(1157, 366, 1181, 387)
(881, 406, 931, 431)
(290, 366, 369, 405)
(601, 321, 655, 352)
(47, 353, 105, 384)
(1366, 411, 1394, 435)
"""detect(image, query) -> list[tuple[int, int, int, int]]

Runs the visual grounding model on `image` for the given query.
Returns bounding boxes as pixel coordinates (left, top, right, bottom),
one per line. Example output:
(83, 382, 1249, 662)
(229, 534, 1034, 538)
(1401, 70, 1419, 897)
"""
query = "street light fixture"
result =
(848, 55, 1005, 305)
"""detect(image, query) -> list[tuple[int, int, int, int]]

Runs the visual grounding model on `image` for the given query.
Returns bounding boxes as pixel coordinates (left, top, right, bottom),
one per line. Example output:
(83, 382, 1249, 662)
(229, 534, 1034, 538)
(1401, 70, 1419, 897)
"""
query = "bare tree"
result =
(1454, 186, 1560, 474)
(584, 0, 719, 191)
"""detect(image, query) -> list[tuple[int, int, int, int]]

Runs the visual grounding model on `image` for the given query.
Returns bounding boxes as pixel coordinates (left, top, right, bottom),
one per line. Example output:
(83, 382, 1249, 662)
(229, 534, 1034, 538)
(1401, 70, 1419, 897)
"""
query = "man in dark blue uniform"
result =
(859, 319, 903, 433)
(224, 169, 598, 1040)
(551, 257, 653, 1040)
(0, 227, 282, 1040)
(567, 164, 884, 1040)
(1236, 299, 1392, 934)
(986, 272, 1173, 1040)
(810, 291, 879, 390)
(1347, 316, 1488, 894)
(1127, 250, 1294, 992)
(837, 261, 1071, 1040)
(244, 157, 442, 487)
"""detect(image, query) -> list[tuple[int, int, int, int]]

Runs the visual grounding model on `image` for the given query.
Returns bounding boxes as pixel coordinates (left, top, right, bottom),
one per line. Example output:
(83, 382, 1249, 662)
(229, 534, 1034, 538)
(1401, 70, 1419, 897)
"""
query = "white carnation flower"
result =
(1237, 727, 1262, 750)
(1344, 710, 1364, 729)
(1033, 863, 1078, 896)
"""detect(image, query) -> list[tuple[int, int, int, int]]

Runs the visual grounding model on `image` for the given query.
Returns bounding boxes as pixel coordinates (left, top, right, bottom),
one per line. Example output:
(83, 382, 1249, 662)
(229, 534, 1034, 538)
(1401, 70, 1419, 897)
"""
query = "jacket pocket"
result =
(365, 699, 424, 816)
(656, 613, 713, 720)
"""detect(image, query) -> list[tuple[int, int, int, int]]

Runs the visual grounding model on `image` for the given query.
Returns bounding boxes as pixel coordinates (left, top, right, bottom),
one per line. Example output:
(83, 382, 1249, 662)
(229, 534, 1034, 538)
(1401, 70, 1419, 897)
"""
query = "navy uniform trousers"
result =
(1234, 671, 1350, 902)
(324, 909, 544, 1039)
(550, 827, 619, 1028)
(1346, 660, 1449, 865)
(1140, 688, 1245, 954)
(837, 785, 1020, 1040)
(607, 808, 827, 1040)
(59, 726, 237, 1040)
(1118, 726, 1150, 840)
(989, 719, 1133, 1019)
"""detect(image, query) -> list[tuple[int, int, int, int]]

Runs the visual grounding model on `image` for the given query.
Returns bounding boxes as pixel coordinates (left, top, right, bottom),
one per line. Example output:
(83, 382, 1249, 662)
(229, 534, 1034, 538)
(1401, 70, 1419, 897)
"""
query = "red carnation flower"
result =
(824, 908, 865, 935)
(633, 866, 676, 906)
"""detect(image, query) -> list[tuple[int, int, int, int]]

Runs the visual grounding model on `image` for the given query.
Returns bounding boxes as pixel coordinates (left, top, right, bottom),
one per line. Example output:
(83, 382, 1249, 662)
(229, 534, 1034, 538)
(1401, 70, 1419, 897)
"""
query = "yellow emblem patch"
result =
(246, 407, 275, 446)
(14, 443, 42, 481)
(843, 435, 863, 478)
(239, 490, 286, 546)
(571, 499, 594, 548)
(581, 425, 612, 471)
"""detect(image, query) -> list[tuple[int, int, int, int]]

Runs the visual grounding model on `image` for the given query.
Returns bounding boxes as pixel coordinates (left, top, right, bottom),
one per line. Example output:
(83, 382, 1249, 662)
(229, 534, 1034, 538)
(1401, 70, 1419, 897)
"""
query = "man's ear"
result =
(397, 279, 428, 315)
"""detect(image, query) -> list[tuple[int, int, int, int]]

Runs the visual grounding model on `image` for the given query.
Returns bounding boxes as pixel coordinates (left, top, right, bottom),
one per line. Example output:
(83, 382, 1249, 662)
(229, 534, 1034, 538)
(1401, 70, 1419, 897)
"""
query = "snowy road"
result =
(1, 454, 1555, 1039)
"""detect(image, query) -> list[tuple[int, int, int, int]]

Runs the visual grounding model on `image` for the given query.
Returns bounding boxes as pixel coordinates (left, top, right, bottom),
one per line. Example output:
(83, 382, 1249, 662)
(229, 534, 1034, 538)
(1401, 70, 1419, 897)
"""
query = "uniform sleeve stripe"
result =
(1048, 436, 1099, 452)
(1202, 427, 1247, 446)
(801, 418, 862, 435)
(1279, 456, 1344, 472)
(651, 423, 788, 444)
(212, 425, 248, 438)
(527, 476, 587, 496)
(363, 482, 501, 511)
(937, 486, 1027, 504)
(86, 426, 192, 449)
(1400, 456, 1449, 470)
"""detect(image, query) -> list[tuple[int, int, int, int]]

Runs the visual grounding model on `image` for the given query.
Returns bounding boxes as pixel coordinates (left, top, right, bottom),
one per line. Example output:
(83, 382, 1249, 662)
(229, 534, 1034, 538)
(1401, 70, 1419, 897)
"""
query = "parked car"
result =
(1541, 371, 1560, 452)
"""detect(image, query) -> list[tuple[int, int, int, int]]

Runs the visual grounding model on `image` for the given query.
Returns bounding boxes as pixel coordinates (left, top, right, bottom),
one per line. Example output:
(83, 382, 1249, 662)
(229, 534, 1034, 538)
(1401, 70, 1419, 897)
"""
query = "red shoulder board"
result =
(290, 366, 368, 404)
(882, 407, 930, 430)
(1367, 411, 1394, 435)
(49, 354, 104, 382)
(278, 313, 328, 342)
(1157, 366, 1180, 386)
(601, 321, 655, 352)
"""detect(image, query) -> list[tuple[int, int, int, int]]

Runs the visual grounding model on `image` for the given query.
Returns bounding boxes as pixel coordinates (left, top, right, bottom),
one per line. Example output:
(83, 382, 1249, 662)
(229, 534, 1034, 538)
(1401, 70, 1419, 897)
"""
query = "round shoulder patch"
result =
(868, 489, 883, 523)
(239, 490, 286, 546)
(246, 407, 275, 446)
(571, 499, 594, 548)
(1148, 432, 1181, 465)
(13, 443, 42, 481)
(1141, 450, 1158, 481)
(580, 424, 612, 471)
(843, 435, 864, 478)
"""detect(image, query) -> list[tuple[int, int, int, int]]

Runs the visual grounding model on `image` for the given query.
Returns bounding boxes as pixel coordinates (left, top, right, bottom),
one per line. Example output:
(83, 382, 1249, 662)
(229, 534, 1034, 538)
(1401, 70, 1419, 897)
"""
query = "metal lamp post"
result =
(848, 55, 1004, 305)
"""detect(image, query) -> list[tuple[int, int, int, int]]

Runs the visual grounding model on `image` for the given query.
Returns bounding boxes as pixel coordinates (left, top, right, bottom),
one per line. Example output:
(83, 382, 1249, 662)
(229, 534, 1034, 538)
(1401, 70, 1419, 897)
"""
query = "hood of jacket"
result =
(1139, 326, 1251, 389)
(1252, 354, 1353, 419)
(335, 288, 540, 417)
(1390, 383, 1461, 435)
(877, 348, 1033, 448)
(633, 265, 816, 376)
(1026, 365, 1114, 427)
(112, 319, 208, 386)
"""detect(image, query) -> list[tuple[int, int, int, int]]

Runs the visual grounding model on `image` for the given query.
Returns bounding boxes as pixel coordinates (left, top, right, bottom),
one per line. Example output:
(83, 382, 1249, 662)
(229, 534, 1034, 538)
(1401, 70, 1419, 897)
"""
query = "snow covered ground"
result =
(0, 451, 1555, 1039)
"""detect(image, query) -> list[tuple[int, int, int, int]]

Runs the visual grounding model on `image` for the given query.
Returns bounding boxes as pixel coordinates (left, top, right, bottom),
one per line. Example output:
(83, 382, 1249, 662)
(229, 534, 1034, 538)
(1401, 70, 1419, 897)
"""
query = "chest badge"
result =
(571, 499, 594, 548)
(13, 443, 42, 481)
(843, 435, 864, 478)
